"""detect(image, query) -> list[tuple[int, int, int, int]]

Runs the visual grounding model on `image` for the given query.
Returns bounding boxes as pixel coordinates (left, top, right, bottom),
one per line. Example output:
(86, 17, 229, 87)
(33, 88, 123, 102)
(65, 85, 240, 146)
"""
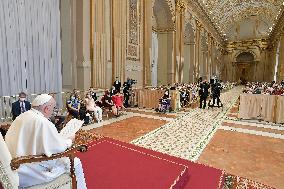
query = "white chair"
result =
(0, 134, 87, 189)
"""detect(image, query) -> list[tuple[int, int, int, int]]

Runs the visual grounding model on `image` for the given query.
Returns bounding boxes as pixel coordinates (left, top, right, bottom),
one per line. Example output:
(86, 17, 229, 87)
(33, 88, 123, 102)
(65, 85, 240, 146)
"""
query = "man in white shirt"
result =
(5, 94, 87, 188)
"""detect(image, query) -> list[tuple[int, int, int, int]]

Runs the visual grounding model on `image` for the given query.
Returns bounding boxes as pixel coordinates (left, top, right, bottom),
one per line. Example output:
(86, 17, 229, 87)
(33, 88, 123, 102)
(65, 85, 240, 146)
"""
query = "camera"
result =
(130, 79, 137, 85)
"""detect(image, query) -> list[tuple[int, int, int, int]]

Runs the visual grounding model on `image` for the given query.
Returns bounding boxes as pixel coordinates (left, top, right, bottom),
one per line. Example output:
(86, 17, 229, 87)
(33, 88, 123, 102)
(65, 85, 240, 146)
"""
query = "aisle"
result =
(131, 87, 243, 161)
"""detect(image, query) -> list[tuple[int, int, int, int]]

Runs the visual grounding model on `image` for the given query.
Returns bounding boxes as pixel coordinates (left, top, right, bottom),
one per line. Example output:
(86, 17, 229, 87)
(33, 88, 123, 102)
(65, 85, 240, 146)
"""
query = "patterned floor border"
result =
(131, 87, 243, 161)
(189, 90, 241, 161)
(222, 174, 275, 189)
(224, 119, 284, 131)
(219, 125, 284, 140)
(82, 112, 135, 130)
(82, 111, 175, 131)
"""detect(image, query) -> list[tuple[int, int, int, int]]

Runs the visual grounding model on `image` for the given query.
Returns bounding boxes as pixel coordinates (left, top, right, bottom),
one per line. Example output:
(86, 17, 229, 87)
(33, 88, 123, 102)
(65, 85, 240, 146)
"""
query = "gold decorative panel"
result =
(127, 0, 140, 61)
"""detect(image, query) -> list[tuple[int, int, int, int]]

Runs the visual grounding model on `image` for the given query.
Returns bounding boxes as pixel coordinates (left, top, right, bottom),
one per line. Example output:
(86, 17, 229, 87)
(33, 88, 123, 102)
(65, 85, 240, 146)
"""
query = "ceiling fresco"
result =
(196, 0, 284, 41)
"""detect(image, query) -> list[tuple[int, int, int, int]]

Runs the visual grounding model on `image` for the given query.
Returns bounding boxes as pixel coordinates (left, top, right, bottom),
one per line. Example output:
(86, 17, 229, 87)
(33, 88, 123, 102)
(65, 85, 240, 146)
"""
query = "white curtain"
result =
(151, 32, 158, 87)
(0, 0, 62, 96)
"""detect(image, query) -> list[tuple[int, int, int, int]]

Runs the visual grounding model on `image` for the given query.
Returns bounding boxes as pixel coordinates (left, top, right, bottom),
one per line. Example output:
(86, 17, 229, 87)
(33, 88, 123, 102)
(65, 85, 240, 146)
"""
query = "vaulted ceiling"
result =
(197, 0, 284, 41)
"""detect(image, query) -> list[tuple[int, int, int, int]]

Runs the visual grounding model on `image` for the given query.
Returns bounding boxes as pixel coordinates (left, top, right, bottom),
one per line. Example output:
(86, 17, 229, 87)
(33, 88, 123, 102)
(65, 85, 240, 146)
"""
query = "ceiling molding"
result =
(152, 26, 175, 33)
(185, 0, 224, 45)
(196, 0, 284, 42)
(269, 7, 284, 45)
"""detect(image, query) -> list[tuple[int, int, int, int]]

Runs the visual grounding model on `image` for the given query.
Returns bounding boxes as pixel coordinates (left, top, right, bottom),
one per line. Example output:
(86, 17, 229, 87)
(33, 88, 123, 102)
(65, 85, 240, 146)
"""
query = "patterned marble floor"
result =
(82, 86, 283, 188)
(131, 87, 243, 161)
(198, 90, 284, 189)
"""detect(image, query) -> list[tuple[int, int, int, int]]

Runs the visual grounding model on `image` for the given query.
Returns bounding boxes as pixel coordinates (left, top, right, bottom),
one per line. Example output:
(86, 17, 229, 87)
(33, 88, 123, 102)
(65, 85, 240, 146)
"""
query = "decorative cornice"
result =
(152, 26, 176, 33)
(225, 38, 269, 52)
(176, 0, 186, 11)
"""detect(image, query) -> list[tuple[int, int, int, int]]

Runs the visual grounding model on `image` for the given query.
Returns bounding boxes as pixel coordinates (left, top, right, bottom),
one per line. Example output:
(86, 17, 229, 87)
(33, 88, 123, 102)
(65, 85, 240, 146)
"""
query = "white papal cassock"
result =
(5, 108, 87, 188)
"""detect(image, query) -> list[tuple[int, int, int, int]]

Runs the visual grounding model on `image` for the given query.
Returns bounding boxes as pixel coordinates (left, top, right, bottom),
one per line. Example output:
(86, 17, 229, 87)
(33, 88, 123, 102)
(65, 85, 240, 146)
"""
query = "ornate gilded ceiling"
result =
(197, 0, 284, 41)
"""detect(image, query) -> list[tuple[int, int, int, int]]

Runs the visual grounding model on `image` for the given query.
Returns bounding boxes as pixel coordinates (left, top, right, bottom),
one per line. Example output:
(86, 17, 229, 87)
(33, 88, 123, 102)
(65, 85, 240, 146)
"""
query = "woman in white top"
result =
(85, 93, 103, 123)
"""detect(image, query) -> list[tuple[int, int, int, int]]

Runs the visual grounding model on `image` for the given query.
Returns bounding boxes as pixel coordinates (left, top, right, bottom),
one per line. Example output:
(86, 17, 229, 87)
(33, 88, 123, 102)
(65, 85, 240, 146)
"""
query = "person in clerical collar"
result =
(11, 92, 31, 120)
(6, 94, 87, 188)
(110, 85, 116, 96)
(113, 77, 121, 93)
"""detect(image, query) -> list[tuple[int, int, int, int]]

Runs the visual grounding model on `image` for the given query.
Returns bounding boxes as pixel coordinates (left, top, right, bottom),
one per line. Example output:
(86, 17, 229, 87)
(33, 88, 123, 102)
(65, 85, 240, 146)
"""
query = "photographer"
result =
(124, 78, 137, 108)
(211, 81, 222, 107)
(199, 80, 210, 109)
(123, 82, 131, 108)
(126, 77, 137, 87)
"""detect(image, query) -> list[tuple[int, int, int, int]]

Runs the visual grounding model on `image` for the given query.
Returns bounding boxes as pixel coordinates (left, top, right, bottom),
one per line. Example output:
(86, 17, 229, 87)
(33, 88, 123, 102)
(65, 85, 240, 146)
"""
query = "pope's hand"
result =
(69, 135, 76, 143)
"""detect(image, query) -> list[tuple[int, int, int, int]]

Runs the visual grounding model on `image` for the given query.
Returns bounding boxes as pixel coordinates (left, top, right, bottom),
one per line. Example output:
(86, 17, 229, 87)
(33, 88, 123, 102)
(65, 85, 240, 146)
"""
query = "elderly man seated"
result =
(5, 94, 87, 188)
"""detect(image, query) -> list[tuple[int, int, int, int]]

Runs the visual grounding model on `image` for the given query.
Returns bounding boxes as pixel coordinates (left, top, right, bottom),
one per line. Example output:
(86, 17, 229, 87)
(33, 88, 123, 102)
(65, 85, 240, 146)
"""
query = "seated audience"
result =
(11, 92, 31, 120)
(242, 81, 284, 96)
(111, 91, 124, 115)
(85, 93, 102, 123)
(67, 94, 81, 119)
(101, 90, 118, 116)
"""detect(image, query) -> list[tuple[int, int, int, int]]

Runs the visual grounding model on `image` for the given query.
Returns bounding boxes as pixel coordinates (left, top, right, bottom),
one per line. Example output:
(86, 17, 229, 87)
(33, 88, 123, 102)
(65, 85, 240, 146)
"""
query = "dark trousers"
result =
(0, 128, 7, 137)
(199, 96, 207, 109)
(69, 109, 79, 119)
(124, 95, 129, 107)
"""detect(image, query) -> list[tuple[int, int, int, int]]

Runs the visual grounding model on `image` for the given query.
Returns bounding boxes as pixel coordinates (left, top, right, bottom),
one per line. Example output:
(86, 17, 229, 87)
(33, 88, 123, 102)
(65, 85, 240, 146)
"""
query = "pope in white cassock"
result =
(5, 94, 87, 188)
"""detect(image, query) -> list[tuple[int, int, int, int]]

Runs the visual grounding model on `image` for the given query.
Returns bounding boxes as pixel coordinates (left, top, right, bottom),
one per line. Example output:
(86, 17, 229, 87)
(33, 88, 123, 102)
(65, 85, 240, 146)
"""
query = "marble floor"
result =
(82, 87, 284, 188)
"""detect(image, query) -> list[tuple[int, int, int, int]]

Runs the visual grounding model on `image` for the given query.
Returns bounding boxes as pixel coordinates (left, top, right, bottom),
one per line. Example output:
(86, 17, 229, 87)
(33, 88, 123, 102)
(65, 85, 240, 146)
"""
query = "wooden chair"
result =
(0, 134, 87, 189)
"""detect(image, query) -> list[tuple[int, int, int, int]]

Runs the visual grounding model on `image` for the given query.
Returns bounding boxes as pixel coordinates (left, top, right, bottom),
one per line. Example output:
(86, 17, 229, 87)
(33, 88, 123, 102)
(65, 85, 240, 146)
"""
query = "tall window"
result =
(274, 41, 281, 82)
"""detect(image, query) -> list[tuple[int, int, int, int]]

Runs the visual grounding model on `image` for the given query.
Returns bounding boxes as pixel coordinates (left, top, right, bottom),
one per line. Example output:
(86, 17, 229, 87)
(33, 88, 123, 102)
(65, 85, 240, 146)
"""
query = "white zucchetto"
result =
(32, 94, 52, 106)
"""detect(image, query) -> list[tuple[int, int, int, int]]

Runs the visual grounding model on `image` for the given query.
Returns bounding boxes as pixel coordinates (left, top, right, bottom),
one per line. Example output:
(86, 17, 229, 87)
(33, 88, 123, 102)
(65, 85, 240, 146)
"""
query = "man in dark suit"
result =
(113, 77, 121, 93)
(212, 81, 222, 107)
(11, 92, 31, 120)
(123, 83, 130, 108)
(199, 80, 210, 109)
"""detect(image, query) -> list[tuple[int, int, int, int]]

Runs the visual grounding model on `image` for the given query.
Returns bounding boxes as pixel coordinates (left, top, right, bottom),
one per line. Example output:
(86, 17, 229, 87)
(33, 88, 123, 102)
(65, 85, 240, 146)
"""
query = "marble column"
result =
(92, 0, 111, 88)
(188, 42, 195, 82)
(174, 0, 186, 83)
(142, 0, 152, 86)
(76, 0, 91, 90)
(61, 0, 76, 90)
(111, 0, 127, 84)
(277, 35, 284, 81)
(207, 35, 213, 79)
(194, 20, 201, 81)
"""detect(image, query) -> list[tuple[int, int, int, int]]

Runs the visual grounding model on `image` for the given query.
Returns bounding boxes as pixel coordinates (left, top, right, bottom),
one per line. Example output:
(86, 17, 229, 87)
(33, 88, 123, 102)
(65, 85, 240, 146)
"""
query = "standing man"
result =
(113, 77, 121, 93)
(212, 81, 222, 107)
(11, 92, 31, 120)
(123, 83, 130, 108)
(199, 80, 210, 109)
(5, 94, 87, 188)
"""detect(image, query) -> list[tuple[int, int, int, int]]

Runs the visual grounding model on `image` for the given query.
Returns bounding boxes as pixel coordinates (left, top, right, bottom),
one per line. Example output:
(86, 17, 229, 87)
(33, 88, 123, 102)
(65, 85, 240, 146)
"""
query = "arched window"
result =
(236, 52, 254, 62)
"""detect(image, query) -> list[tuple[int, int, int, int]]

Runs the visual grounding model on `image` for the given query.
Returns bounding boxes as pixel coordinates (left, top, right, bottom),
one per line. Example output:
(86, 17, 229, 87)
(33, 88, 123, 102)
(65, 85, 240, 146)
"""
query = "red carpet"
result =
(77, 138, 224, 189)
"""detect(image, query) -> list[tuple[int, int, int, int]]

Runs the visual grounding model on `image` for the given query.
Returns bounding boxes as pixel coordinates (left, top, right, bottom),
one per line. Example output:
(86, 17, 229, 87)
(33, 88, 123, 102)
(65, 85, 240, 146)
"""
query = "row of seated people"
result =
(243, 81, 284, 95)
(66, 89, 125, 124)
(155, 81, 235, 110)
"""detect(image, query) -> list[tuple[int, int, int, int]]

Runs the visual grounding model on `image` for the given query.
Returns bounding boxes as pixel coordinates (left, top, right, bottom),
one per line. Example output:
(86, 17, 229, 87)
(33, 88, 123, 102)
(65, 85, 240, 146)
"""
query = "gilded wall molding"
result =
(184, 0, 224, 45)
(126, 0, 140, 61)
(269, 7, 284, 46)
(225, 39, 269, 53)
(165, 0, 175, 18)
(152, 26, 175, 33)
